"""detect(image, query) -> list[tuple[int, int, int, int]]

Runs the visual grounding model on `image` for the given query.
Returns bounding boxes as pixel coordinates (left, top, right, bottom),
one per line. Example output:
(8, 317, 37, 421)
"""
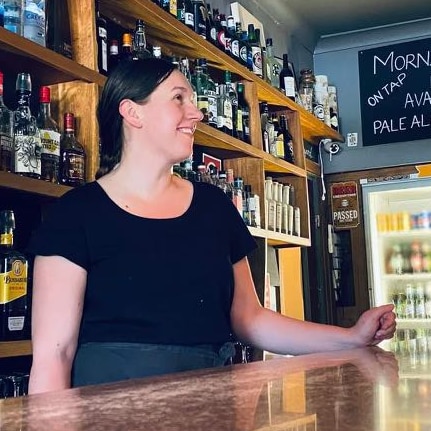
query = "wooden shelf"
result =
(0, 340, 32, 358)
(100, 0, 344, 145)
(0, 27, 106, 88)
(305, 159, 321, 176)
(0, 171, 71, 198)
(196, 124, 306, 177)
(248, 227, 311, 247)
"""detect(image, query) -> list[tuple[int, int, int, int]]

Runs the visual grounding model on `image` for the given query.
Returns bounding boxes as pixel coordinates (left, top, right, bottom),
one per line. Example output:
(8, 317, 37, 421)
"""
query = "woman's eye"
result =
(174, 94, 184, 102)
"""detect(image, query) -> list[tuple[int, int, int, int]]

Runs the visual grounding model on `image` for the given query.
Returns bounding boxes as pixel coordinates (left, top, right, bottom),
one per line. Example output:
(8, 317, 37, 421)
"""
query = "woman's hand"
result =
(351, 304, 397, 346)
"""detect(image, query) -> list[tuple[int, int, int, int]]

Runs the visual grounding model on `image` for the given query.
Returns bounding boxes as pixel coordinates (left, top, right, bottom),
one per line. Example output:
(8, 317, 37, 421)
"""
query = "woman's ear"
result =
(119, 99, 143, 129)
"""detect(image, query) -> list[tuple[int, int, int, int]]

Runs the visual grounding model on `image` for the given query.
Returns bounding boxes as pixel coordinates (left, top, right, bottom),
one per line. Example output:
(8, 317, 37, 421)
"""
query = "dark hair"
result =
(96, 58, 176, 178)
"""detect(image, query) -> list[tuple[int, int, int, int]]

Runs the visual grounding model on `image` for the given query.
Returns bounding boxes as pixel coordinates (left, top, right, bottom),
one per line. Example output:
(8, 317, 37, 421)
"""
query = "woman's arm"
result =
(28, 255, 87, 394)
(230, 257, 396, 355)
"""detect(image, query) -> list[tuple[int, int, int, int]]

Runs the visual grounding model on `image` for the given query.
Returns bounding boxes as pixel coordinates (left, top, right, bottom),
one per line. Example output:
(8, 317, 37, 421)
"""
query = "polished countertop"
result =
(0, 345, 430, 431)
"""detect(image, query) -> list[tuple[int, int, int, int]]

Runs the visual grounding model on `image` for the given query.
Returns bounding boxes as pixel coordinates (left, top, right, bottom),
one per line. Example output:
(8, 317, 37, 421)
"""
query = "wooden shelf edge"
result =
(101, 0, 344, 145)
(0, 27, 106, 87)
(195, 124, 306, 177)
(0, 171, 72, 198)
(306, 159, 321, 176)
(0, 340, 32, 358)
(248, 227, 310, 247)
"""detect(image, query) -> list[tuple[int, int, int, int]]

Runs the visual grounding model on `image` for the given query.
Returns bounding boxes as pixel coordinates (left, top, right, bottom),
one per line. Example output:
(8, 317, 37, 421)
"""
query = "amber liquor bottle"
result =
(59, 113, 86, 187)
(37, 86, 60, 183)
(0, 210, 29, 341)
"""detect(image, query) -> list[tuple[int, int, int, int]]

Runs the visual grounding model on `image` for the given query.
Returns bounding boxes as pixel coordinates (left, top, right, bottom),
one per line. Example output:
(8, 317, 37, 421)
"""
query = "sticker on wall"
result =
(330, 181, 360, 230)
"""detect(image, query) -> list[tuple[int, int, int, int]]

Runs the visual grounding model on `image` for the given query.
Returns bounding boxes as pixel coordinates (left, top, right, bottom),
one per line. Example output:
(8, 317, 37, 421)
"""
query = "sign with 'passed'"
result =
(331, 181, 360, 230)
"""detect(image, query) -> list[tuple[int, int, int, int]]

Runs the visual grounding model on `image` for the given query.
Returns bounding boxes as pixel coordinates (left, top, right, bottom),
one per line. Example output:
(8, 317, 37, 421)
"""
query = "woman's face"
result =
(138, 69, 203, 164)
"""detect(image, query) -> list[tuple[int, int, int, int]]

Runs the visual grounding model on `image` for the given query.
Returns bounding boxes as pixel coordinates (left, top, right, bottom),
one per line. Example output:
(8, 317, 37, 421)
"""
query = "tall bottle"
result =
(265, 39, 280, 88)
(23, 0, 46, 46)
(224, 70, 238, 137)
(4, 0, 22, 35)
(279, 53, 295, 101)
(133, 19, 151, 60)
(59, 113, 86, 187)
(279, 114, 295, 164)
(95, 0, 108, 75)
(13, 72, 42, 179)
(205, 3, 216, 45)
(45, 0, 73, 59)
(201, 58, 218, 129)
(0, 210, 29, 342)
(179, 0, 194, 30)
(192, 0, 206, 39)
(191, 59, 208, 123)
(0, 71, 14, 172)
(120, 32, 134, 62)
(247, 24, 262, 78)
(236, 82, 250, 144)
(36, 86, 60, 183)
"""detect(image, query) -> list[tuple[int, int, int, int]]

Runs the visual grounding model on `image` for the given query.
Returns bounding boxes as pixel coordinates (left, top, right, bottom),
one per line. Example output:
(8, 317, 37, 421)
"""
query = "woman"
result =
(28, 58, 396, 394)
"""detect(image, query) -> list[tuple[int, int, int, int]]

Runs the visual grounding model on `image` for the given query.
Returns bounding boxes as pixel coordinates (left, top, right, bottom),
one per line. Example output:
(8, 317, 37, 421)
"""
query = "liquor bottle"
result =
(224, 70, 238, 137)
(227, 16, 240, 62)
(328, 86, 339, 132)
(192, 0, 206, 39)
(247, 24, 262, 78)
(36, 86, 60, 183)
(272, 114, 285, 159)
(0, 71, 14, 172)
(108, 39, 120, 72)
(237, 25, 248, 68)
(180, 0, 194, 30)
(260, 102, 274, 154)
(191, 59, 208, 123)
(13, 73, 42, 179)
(236, 82, 250, 143)
(120, 32, 134, 62)
(201, 59, 218, 128)
(217, 84, 232, 136)
(95, 0, 108, 75)
(405, 284, 416, 319)
(0, 210, 29, 342)
(265, 39, 280, 88)
(298, 68, 315, 113)
(132, 19, 151, 60)
(206, 3, 216, 45)
(59, 113, 86, 187)
(45, 0, 73, 59)
(279, 114, 295, 164)
(4, 0, 22, 35)
(23, 0, 46, 46)
(279, 53, 295, 101)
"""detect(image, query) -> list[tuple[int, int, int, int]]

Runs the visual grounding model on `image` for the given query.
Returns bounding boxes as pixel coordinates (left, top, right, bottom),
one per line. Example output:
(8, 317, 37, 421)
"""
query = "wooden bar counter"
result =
(0, 346, 429, 430)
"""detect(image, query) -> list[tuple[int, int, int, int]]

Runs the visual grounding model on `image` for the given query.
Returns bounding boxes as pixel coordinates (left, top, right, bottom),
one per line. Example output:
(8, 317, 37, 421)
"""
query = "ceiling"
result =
(263, 0, 431, 37)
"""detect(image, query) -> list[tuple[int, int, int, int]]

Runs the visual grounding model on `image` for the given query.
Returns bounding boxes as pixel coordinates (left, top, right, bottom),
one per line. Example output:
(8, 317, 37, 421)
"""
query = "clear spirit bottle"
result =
(13, 72, 42, 179)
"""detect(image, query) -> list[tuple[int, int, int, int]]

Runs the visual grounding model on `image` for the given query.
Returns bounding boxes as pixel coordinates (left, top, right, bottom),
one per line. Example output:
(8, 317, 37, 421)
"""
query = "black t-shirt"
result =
(27, 181, 257, 346)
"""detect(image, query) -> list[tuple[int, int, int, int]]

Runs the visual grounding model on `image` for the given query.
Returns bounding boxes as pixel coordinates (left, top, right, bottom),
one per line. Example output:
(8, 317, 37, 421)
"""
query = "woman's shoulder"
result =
(53, 181, 105, 212)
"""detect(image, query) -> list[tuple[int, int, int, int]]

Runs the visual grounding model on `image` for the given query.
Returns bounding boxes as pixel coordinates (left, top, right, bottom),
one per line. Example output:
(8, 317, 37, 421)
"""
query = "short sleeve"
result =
(26, 189, 90, 270)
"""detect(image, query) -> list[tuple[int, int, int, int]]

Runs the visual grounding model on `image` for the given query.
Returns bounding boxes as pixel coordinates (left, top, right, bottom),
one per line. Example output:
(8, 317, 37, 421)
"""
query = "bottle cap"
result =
(39, 86, 51, 103)
(64, 112, 75, 131)
(16, 72, 32, 94)
(122, 33, 133, 46)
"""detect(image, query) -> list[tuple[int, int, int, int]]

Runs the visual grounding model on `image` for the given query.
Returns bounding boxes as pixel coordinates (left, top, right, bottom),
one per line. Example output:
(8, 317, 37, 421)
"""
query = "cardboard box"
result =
(230, 2, 266, 46)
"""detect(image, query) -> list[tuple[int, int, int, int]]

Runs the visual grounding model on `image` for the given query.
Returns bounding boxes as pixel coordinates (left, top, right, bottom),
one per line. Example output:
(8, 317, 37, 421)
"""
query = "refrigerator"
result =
(362, 175, 431, 430)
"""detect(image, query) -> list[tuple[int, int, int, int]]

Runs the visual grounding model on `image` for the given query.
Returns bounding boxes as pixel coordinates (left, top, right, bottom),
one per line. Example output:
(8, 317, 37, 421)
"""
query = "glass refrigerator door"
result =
(363, 177, 431, 431)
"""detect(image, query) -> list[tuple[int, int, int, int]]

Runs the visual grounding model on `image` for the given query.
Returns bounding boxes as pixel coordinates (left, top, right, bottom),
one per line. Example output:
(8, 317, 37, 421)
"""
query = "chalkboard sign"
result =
(358, 38, 431, 146)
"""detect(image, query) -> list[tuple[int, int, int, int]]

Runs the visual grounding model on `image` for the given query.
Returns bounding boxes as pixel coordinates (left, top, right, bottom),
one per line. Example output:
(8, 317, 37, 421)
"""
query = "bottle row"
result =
(391, 282, 431, 320)
(377, 210, 431, 232)
(389, 328, 431, 368)
(0, 71, 86, 186)
(0, 372, 29, 399)
(386, 241, 431, 275)
(98, 6, 340, 132)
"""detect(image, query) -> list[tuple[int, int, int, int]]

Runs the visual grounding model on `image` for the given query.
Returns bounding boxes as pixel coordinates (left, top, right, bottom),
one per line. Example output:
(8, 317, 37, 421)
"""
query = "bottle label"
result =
(251, 47, 262, 76)
(64, 154, 85, 181)
(0, 260, 28, 304)
(8, 316, 25, 331)
(14, 134, 42, 175)
(169, 0, 177, 15)
(231, 40, 240, 58)
(207, 91, 218, 127)
(275, 134, 285, 158)
(184, 12, 194, 26)
(4, 1, 22, 34)
(284, 77, 295, 98)
(223, 101, 233, 130)
(240, 46, 248, 64)
(40, 130, 61, 157)
(23, 8, 45, 46)
(0, 134, 13, 153)
(197, 97, 209, 116)
(236, 109, 243, 132)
